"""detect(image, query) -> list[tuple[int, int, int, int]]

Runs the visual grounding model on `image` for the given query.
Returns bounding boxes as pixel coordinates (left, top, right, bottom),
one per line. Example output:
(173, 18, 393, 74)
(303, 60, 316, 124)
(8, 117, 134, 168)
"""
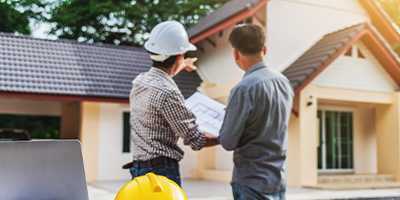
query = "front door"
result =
(318, 110, 354, 172)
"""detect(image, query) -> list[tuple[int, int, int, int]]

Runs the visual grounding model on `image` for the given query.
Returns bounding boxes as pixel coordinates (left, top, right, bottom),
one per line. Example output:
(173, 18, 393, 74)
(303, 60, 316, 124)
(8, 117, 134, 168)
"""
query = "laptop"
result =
(0, 140, 89, 200)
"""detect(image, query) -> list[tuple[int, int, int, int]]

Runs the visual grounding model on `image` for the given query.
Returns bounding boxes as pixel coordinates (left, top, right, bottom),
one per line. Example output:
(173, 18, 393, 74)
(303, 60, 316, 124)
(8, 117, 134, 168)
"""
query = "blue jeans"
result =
(232, 183, 286, 200)
(129, 163, 181, 186)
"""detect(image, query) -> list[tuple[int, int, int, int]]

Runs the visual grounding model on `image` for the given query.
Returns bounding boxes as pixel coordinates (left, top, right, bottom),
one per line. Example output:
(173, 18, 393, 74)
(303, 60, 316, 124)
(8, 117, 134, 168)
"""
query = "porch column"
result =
(287, 114, 301, 186)
(79, 102, 101, 182)
(299, 89, 319, 186)
(376, 92, 400, 180)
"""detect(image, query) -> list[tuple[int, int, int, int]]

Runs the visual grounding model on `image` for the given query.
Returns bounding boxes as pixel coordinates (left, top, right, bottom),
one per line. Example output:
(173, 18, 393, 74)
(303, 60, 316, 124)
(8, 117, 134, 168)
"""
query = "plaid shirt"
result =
(129, 67, 206, 161)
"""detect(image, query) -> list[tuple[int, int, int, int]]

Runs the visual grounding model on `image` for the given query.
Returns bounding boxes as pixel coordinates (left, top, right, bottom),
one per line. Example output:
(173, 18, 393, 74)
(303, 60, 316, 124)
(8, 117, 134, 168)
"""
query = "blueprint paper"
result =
(185, 92, 225, 136)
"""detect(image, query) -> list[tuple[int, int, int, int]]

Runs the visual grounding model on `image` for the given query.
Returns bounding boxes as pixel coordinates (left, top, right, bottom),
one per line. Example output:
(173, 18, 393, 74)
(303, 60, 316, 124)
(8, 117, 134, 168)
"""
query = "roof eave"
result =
(289, 23, 400, 115)
(292, 24, 400, 96)
(190, 0, 268, 44)
(0, 91, 129, 104)
(293, 28, 368, 95)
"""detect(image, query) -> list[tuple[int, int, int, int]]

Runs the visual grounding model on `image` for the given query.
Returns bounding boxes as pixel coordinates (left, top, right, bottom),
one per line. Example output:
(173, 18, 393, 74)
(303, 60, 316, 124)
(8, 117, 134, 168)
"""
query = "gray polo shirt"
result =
(219, 62, 294, 193)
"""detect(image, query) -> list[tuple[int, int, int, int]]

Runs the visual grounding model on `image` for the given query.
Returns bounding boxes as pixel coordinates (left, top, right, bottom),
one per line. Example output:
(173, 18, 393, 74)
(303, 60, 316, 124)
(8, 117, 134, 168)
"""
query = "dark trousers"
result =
(232, 183, 286, 200)
(129, 158, 181, 186)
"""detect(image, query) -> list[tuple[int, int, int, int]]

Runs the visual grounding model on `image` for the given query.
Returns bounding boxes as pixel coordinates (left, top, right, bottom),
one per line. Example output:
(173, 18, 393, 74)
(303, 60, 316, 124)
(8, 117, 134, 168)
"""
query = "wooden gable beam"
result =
(359, 0, 400, 46)
(363, 25, 400, 85)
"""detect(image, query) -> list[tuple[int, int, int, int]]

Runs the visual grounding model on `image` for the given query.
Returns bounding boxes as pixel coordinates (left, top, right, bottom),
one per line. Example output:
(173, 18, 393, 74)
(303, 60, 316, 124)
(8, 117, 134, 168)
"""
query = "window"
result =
(122, 112, 131, 153)
(318, 110, 353, 171)
(0, 114, 60, 139)
(357, 49, 365, 59)
(344, 46, 366, 59)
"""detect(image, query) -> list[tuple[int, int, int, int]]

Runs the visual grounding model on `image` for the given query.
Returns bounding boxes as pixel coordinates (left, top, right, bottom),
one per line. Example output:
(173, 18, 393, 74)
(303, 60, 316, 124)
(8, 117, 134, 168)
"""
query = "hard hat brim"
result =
(145, 41, 197, 56)
(187, 43, 197, 52)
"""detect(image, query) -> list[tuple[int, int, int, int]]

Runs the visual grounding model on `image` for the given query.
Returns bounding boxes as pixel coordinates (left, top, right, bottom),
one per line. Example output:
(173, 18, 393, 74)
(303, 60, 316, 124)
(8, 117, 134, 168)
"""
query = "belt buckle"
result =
(151, 157, 161, 167)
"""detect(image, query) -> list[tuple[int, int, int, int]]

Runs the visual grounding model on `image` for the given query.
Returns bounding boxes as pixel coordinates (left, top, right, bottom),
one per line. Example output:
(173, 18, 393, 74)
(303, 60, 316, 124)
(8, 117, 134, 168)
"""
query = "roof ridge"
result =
(188, 0, 265, 40)
(0, 32, 146, 52)
(322, 23, 367, 38)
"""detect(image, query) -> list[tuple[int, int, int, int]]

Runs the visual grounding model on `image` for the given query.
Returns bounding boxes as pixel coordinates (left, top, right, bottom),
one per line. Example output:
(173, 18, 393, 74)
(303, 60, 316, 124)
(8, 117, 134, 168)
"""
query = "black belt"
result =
(122, 157, 178, 169)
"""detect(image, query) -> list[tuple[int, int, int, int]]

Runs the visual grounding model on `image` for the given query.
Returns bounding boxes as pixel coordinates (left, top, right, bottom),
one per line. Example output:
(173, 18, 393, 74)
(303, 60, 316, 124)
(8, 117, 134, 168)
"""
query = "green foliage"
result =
(395, 44, 400, 55)
(45, 0, 228, 46)
(0, 0, 46, 34)
(378, 0, 400, 53)
(379, 0, 400, 26)
(0, 114, 60, 139)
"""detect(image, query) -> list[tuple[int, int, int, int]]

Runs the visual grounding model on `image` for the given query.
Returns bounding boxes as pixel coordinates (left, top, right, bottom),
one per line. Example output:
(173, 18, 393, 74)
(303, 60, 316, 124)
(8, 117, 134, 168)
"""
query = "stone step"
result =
(318, 174, 396, 184)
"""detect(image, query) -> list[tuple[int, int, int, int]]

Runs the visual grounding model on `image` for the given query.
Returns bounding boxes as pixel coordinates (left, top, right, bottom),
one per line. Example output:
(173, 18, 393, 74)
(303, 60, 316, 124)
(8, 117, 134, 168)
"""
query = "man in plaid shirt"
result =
(128, 21, 219, 186)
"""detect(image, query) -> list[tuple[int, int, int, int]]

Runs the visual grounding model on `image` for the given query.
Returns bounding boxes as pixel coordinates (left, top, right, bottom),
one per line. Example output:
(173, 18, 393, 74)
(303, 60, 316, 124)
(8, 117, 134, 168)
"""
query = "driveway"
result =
(89, 179, 400, 200)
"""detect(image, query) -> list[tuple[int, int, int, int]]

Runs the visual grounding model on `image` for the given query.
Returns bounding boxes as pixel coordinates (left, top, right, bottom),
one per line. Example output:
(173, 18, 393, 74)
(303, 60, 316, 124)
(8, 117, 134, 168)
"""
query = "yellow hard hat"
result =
(114, 173, 188, 200)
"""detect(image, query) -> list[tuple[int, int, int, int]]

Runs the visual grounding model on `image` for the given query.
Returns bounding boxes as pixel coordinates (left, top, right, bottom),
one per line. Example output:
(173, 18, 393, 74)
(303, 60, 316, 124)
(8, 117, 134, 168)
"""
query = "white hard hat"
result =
(144, 21, 196, 60)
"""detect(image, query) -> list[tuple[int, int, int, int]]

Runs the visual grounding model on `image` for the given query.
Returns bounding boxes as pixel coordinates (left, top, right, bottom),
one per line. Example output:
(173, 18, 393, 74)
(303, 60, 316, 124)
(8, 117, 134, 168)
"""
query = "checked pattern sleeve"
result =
(160, 90, 206, 151)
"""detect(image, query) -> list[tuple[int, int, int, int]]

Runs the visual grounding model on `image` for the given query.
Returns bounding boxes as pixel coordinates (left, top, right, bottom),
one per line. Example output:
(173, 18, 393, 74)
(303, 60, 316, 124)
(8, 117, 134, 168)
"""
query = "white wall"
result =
(266, 0, 367, 71)
(96, 103, 203, 180)
(97, 103, 132, 180)
(196, 32, 243, 86)
(178, 141, 201, 178)
(313, 43, 399, 92)
(0, 97, 61, 116)
(196, 0, 369, 100)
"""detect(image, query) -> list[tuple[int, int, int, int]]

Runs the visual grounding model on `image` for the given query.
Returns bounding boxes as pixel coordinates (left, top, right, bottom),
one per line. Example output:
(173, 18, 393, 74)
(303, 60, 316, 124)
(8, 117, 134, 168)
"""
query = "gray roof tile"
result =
(0, 33, 202, 99)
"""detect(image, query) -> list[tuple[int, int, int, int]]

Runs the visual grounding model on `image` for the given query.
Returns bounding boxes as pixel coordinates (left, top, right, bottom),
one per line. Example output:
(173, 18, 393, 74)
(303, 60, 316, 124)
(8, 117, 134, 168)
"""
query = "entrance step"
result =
(318, 174, 395, 184)
(316, 174, 400, 190)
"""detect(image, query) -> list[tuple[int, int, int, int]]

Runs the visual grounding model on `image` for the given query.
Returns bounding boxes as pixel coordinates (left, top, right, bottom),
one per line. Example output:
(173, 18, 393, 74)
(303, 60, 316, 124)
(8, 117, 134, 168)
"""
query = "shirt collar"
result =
(149, 67, 178, 87)
(244, 62, 266, 77)
(150, 67, 170, 77)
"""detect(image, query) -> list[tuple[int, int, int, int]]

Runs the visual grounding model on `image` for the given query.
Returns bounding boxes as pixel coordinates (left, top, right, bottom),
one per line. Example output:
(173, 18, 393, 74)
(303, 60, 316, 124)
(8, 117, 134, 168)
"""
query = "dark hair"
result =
(148, 51, 178, 69)
(229, 24, 266, 55)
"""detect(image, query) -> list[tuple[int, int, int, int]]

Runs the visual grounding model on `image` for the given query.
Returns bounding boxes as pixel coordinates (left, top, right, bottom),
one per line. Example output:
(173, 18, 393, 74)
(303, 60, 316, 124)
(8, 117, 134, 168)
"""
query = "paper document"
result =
(185, 92, 226, 136)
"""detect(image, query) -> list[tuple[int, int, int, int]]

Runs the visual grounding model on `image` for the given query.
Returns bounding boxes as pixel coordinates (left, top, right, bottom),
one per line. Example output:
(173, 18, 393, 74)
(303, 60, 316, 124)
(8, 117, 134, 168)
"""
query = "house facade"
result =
(187, 0, 400, 189)
(1, 0, 400, 190)
(0, 34, 201, 181)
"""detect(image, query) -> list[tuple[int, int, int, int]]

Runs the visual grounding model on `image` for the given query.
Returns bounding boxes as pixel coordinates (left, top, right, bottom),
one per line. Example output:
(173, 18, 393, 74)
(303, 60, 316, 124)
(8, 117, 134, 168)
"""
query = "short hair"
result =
(148, 51, 178, 70)
(229, 24, 266, 55)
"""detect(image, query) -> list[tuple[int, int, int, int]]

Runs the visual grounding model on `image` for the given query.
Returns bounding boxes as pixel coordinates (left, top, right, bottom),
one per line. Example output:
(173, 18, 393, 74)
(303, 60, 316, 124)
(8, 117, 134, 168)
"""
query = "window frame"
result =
(318, 106, 355, 174)
(122, 112, 131, 153)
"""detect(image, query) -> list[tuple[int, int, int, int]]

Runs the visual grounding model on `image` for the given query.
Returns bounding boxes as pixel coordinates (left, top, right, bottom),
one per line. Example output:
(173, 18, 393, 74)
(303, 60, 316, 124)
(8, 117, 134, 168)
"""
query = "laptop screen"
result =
(0, 140, 89, 200)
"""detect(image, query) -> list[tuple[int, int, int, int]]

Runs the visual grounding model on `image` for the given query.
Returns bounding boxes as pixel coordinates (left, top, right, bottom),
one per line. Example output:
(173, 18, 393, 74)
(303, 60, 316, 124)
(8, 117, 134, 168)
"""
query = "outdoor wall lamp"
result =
(307, 96, 314, 107)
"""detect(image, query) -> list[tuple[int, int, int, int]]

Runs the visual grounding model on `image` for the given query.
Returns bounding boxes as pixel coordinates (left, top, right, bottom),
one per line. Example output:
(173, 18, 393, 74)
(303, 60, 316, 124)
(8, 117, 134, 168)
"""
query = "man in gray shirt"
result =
(219, 24, 293, 200)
